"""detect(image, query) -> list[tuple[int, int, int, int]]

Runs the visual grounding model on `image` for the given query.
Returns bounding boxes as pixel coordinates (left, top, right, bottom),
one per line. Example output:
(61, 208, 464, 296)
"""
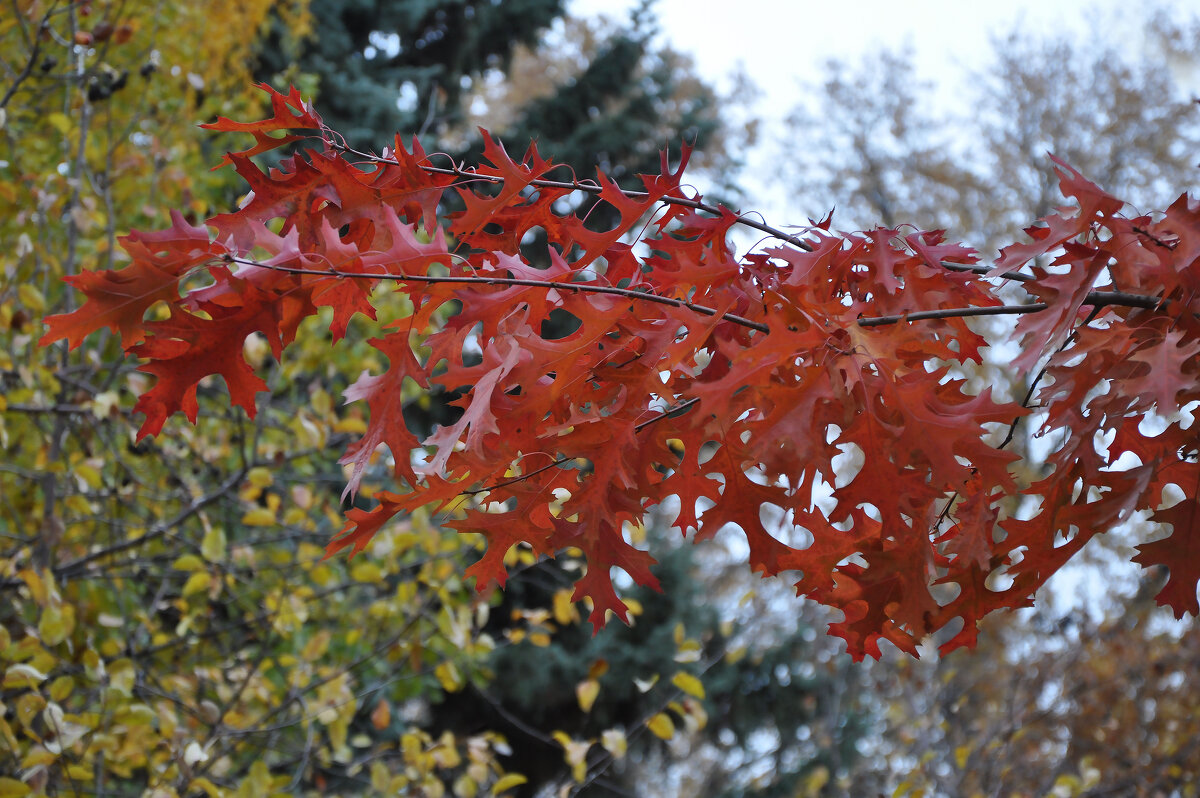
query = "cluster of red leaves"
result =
(41, 86, 1200, 659)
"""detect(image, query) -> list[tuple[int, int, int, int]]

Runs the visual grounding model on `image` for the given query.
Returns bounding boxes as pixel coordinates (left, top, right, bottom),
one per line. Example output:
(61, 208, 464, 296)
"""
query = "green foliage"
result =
(255, 0, 567, 147)
(0, 2, 520, 794)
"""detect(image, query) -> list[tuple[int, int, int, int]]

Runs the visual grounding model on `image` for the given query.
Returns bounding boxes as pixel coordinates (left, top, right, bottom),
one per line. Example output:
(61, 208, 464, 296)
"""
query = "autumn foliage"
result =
(41, 85, 1200, 660)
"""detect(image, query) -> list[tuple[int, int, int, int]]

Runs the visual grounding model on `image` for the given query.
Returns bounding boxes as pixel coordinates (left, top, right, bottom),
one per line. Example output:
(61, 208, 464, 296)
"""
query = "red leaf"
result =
(44, 88, 1200, 660)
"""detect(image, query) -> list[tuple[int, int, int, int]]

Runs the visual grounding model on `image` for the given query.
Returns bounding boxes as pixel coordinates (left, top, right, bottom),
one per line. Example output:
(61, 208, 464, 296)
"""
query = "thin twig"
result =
(236, 256, 1166, 335)
(233, 256, 771, 333)
(0, 7, 51, 110)
(44, 466, 247, 582)
(328, 138, 1049, 283)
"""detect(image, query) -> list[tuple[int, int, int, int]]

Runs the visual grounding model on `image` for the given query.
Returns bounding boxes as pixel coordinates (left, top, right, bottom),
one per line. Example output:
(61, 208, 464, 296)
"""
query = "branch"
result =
(330, 139, 826, 251)
(237, 257, 1165, 334)
(0, 8, 50, 110)
(857, 290, 1160, 328)
(329, 139, 1043, 284)
(46, 466, 247, 582)
(234, 257, 772, 333)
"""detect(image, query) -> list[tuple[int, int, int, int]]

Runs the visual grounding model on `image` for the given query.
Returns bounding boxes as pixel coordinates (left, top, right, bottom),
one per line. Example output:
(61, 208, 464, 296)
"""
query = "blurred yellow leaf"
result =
(491, 773, 528, 795)
(17, 284, 45, 314)
(350, 560, 383, 583)
(182, 571, 211, 597)
(46, 112, 71, 135)
(4, 664, 48, 689)
(48, 675, 74, 702)
(575, 678, 599, 713)
(173, 555, 206, 572)
(0, 777, 32, 797)
(20, 749, 57, 769)
(671, 671, 705, 700)
(647, 712, 675, 740)
(241, 507, 276, 526)
(552, 589, 579, 625)
(436, 661, 463, 693)
(38, 603, 75, 646)
(246, 466, 273, 488)
(551, 731, 590, 782)
(74, 462, 102, 489)
(600, 729, 627, 759)
(188, 778, 223, 798)
(18, 569, 49, 606)
(201, 526, 227, 562)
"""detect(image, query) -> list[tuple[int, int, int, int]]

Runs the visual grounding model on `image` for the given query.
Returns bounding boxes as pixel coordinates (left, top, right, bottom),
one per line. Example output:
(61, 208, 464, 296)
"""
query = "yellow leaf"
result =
(552, 589, 579, 625)
(302, 630, 331, 661)
(600, 729, 627, 759)
(201, 526, 227, 562)
(241, 507, 276, 526)
(65, 764, 93, 780)
(333, 416, 367, 434)
(64, 494, 92, 515)
(46, 112, 71, 135)
(551, 731, 590, 782)
(0, 777, 32, 797)
(674, 639, 702, 662)
(38, 603, 74, 646)
(575, 679, 599, 713)
(117, 704, 156, 726)
(18, 569, 48, 605)
(491, 773, 528, 795)
(955, 744, 971, 769)
(182, 571, 211, 597)
(173, 555, 206, 572)
(803, 766, 830, 796)
(20, 749, 57, 769)
(188, 778, 223, 798)
(350, 560, 383, 583)
(453, 774, 478, 798)
(4, 664, 48, 689)
(647, 712, 675, 740)
(671, 671, 705, 700)
(48, 675, 74, 702)
(246, 466, 273, 488)
(74, 463, 102, 489)
(17, 284, 46, 314)
(435, 661, 463, 693)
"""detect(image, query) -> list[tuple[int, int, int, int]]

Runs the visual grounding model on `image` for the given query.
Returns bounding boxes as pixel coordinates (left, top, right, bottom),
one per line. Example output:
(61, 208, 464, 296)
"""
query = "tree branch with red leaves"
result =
(40, 85, 1200, 660)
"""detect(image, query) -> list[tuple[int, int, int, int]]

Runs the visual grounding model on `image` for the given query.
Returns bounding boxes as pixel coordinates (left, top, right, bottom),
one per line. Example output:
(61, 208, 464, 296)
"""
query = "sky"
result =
(570, 0, 1189, 112)
(569, 0, 1195, 239)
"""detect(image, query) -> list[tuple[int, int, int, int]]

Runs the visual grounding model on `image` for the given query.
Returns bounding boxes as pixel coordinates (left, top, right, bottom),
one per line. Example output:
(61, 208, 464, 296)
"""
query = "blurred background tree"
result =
(780, 10, 1200, 256)
(778, 10, 1200, 795)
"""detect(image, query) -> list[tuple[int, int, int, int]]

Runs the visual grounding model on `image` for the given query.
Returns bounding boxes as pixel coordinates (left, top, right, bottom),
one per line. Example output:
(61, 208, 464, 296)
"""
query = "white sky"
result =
(570, 0, 1195, 235)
